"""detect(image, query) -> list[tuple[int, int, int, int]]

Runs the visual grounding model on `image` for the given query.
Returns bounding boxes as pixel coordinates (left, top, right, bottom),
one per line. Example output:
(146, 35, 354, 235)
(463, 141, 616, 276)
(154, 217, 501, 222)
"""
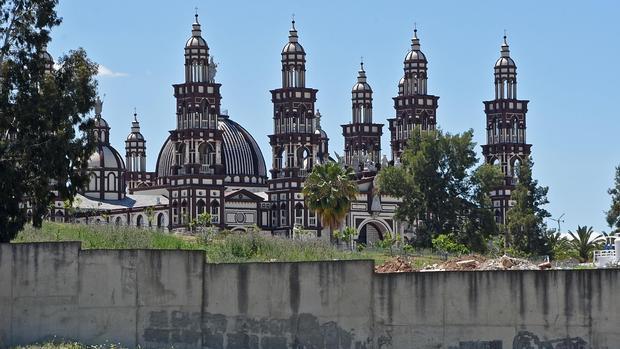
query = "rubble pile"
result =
(478, 255, 540, 271)
(421, 255, 545, 272)
(375, 257, 414, 273)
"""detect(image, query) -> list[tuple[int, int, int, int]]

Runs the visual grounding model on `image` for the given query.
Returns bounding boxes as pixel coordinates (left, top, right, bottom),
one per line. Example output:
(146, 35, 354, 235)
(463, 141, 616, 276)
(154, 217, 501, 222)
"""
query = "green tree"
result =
(606, 165, 620, 234)
(333, 226, 356, 251)
(0, 0, 98, 241)
(567, 225, 602, 263)
(543, 229, 572, 261)
(303, 162, 358, 241)
(505, 158, 551, 256)
(376, 129, 503, 251)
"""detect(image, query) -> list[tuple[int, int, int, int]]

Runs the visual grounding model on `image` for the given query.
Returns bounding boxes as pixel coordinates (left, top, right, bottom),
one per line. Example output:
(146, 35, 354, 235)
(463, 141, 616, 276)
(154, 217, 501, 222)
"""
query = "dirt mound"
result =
(375, 257, 414, 273)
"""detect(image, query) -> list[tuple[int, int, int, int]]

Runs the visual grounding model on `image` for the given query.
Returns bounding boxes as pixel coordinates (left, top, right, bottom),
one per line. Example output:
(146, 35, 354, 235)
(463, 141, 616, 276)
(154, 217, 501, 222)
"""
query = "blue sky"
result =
(51, 0, 620, 234)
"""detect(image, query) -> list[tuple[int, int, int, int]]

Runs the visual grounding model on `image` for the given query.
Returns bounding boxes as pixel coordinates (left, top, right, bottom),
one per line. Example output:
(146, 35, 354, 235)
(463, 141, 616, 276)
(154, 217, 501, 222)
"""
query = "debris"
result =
(538, 261, 552, 270)
(375, 257, 414, 273)
(456, 259, 478, 268)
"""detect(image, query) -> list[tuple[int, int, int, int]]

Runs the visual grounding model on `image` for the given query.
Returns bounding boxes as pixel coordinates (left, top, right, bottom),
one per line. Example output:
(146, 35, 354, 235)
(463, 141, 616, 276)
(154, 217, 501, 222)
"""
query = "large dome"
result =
(156, 116, 267, 186)
(87, 144, 125, 169)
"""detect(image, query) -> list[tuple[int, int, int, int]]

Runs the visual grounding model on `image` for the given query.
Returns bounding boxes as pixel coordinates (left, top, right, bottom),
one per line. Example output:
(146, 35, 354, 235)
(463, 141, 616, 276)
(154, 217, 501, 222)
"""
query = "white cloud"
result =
(97, 64, 128, 78)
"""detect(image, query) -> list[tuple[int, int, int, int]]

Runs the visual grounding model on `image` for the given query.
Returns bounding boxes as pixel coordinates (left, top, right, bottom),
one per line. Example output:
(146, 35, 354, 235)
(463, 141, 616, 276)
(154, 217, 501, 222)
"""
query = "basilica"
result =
(47, 14, 532, 244)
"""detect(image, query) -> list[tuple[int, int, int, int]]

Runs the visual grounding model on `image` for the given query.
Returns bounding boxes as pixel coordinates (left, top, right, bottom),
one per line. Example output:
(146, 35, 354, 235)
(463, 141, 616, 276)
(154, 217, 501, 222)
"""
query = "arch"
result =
(296, 146, 311, 169)
(198, 142, 215, 167)
(511, 156, 522, 178)
(294, 202, 304, 226)
(115, 216, 122, 226)
(210, 200, 220, 224)
(88, 172, 98, 191)
(356, 218, 393, 245)
(136, 214, 144, 227)
(156, 213, 165, 228)
(196, 199, 206, 215)
(175, 143, 186, 166)
(511, 117, 519, 143)
(107, 172, 116, 191)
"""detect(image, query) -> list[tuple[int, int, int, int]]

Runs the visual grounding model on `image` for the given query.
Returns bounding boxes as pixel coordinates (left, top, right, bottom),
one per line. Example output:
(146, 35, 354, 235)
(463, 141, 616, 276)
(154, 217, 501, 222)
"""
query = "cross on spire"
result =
(194, 6, 199, 22)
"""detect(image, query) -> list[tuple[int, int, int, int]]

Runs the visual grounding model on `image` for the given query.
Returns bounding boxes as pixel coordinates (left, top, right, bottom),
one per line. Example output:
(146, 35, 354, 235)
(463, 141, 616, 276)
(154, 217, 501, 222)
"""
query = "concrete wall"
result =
(1, 242, 619, 349)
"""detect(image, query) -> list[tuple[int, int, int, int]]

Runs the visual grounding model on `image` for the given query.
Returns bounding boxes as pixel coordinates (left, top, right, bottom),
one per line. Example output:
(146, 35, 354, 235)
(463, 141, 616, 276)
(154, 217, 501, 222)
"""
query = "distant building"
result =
(482, 35, 532, 224)
(44, 15, 532, 243)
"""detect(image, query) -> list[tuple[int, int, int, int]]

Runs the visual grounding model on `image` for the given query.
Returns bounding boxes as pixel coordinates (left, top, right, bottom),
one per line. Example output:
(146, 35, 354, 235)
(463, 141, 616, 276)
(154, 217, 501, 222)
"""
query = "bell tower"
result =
(125, 111, 149, 190)
(267, 19, 325, 236)
(482, 35, 532, 224)
(388, 28, 439, 161)
(166, 13, 226, 230)
(342, 61, 383, 175)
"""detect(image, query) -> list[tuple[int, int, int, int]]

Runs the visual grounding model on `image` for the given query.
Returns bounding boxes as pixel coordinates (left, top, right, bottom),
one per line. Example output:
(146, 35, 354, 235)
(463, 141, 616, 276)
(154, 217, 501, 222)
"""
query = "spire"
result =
(192, 10, 201, 36)
(358, 58, 366, 82)
(501, 32, 510, 57)
(289, 15, 298, 43)
(131, 109, 141, 133)
(411, 25, 421, 51)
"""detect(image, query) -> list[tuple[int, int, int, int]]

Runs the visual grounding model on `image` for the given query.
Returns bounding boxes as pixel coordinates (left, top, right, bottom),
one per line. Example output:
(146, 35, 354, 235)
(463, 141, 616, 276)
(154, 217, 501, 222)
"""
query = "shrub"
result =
(431, 234, 470, 255)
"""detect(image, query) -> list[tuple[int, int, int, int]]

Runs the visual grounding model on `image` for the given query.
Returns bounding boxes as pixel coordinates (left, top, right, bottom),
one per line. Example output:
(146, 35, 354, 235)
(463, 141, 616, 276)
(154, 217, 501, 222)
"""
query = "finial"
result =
(194, 7, 199, 22)
(291, 13, 296, 29)
(503, 29, 508, 44)
(133, 107, 138, 122)
(360, 56, 364, 70)
(414, 22, 417, 37)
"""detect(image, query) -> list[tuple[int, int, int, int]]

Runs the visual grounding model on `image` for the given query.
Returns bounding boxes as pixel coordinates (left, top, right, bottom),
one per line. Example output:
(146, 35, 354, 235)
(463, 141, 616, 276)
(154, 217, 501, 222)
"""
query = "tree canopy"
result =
(505, 157, 552, 256)
(376, 129, 503, 251)
(605, 165, 620, 234)
(0, 0, 98, 241)
(303, 162, 358, 239)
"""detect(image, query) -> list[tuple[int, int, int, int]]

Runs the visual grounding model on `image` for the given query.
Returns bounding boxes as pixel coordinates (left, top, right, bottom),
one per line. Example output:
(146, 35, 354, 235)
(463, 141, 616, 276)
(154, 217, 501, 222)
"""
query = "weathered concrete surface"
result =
(202, 261, 374, 349)
(1, 242, 619, 348)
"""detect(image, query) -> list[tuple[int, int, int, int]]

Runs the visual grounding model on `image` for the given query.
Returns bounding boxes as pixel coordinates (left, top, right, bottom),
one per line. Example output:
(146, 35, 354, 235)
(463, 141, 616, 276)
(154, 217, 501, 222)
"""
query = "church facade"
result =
(45, 15, 531, 244)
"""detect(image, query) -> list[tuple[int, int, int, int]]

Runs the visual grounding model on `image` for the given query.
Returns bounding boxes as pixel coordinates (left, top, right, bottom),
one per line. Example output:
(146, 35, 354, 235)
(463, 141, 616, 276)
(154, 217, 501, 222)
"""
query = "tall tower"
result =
(482, 35, 532, 224)
(342, 61, 383, 174)
(125, 111, 147, 190)
(388, 28, 439, 161)
(267, 19, 325, 236)
(166, 13, 226, 229)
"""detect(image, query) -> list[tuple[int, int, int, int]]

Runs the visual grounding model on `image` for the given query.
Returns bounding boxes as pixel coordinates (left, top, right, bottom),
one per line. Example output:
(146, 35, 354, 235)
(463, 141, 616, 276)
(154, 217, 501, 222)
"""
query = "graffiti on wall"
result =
(447, 331, 589, 349)
(144, 310, 370, 349)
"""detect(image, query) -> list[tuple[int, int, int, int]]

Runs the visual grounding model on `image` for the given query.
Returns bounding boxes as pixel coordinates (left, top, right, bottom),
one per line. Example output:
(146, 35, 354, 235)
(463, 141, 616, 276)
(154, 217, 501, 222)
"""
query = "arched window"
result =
(294, 203, 304, 226)
(198, 143, 215, 173)
(296, 147, 311, 170)
(196, 200, 206, 215)
(493, 118, 500, 143)
(512, 118, 519, 143)
(210, 200, 220, 224)
(180, 200, 188, 224)
(115, 216, 122, 226)
(89, 172, 98, 191)
(136, 215, 143, 227)
(107, 172, 116, 191)
(157, 213, 164, 229)
(280, 203, 288, 226)
(176, 143, 186, 167)
(512, 158, 521, 179)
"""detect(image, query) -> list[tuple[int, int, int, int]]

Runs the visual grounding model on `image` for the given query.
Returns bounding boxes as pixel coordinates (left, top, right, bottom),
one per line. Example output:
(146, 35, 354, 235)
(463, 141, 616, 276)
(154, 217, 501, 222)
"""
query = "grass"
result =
(12, 222, 443, 265)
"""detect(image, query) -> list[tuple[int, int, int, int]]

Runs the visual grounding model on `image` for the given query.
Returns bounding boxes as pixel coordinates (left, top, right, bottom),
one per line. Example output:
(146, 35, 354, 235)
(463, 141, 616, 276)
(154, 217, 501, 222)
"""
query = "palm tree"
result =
(303, 162, 358, 241)
(567, 226, 603, 263)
